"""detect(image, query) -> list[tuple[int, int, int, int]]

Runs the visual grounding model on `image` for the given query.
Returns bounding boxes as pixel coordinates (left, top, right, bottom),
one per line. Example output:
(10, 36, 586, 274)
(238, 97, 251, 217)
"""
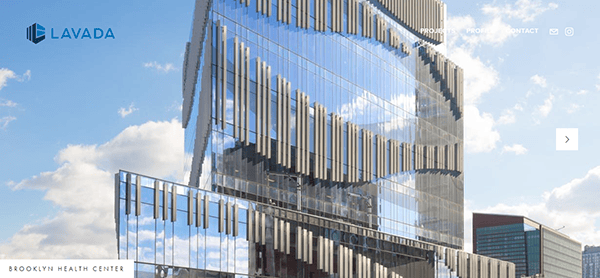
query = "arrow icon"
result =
(565, 136, 569, 143)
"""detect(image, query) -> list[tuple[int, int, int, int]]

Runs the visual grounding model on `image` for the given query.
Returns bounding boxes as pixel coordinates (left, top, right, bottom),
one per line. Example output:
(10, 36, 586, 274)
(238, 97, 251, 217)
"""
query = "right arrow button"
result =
(556, 128, 578, 151)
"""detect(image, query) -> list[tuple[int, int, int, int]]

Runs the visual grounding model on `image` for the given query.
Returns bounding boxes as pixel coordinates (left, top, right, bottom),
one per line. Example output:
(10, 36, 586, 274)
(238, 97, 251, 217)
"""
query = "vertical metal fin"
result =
(297, 226, 302, 259)
(233, 203, 238, 236)
(296, 0, 301, 27)
(247, 205, 253, 241)
(196, 192, 202, 227)
(240, 42, 245, 143)
(280, 219, 286, 253)
(308, 230, 313, 264)
(329, 239, 334, 274)
(203, 194, 209, 229)
(226, 201, 232, 234)
(261, 212, 266, 245)
(154, 180, 159, 219)
(264, 0, 268, 15)
(267, 66, 272, 158)
(331, 114, 336, 181)
(262, 62, 268, 156)
(233, 37, 239, 138)
(277, 75, 282, 164)
(256, 58, 262, 155)
(314, 103, 320, 179)
(349, 248, 353, 278)
(135, 175, 141, 216)
(218, 199, 224, 232)
(303, 229, 308, 262)
(188, 190, 194, 226)
(357, 253, 362, 278)
(163, 182, 169, 221)
(274, 217, 279, 250)
(125, 173, 131, 215)
(221, 25, 227, 130)
(215, 21, 221, 126)
(285, 222, 291, 254)
(296, 91, 302, 172)
(286, 81, 292, 168)
(254, 209, 260, 243)
(322, 106, 327, 179)
(318, 236, 323, 269)
(171, 185, 177, 222)
(245, 48, 250, 145)
(339, 244, 344, 278)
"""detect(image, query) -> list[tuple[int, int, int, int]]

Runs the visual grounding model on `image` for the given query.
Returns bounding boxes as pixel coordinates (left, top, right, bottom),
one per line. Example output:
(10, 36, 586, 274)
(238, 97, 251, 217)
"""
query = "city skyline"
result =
(1, 0, 600, 260)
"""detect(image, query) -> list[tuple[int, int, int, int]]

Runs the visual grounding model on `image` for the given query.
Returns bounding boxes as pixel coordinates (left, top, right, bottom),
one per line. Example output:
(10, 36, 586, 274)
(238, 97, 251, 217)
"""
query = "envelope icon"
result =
(549, 28, 559, 35)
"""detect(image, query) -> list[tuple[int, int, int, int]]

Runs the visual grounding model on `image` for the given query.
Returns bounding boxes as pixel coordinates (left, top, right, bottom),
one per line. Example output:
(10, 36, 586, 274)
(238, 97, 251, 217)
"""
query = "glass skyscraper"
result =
(583, 245, 600, 278)
(473, 213, 581, 278)
(114, 0, 516, 277)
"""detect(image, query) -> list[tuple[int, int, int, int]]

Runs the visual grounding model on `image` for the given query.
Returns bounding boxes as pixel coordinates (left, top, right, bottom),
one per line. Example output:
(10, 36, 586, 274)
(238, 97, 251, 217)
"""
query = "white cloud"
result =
(502, 144, 528, 155)
(446, 14, 515, 48)
(464, 200, 475, 253)
(19, 70, 32, 82)
(478, 16, 516, 45)
(0, 119, 184, 259)
(497, 101, 529, 126)
(530, 74, 547, 88)
(118, 103, 138, 118)
(384, 94, 416, 133)
(0, 116, 16, 129)
(497, 109, 516, 125)
(168, 101, 183, 113)
(337, 90, 415, 135)
(482, 0, 558, 22)
(544, 166, 600, 213)
(0, 69, 17, 91)
(469, 166, 600, 249)
(513, 103, 524, 111)
(566, 103, 582, 114)
(575, 90, 588, 95)
(448, 44, 500, 106)
(446, 1, 557, 154)
(143, 61, 177, 73)
(0, 100, 17, 107)
(447, 13, 508, 153)
(464, 105, 500, 153)
(446, 15, 477, 50)
(0, 68, 30, 91)
(339, 90, 370, 121)
(533, 93, 554, 122)
(448, 1, 556, 49)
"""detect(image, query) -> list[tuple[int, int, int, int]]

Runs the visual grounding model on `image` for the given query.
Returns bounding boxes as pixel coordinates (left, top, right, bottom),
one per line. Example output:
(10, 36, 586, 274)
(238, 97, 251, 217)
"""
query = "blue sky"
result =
(0, 0, 194, 257)
(1, 0, 599, 258)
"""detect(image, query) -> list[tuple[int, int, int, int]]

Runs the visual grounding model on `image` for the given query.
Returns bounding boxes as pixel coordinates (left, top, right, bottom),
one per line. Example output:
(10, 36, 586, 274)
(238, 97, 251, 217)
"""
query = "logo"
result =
(549, 28, 559, 35)
(26, 23, 115, 44)
(26, 23, 45, 44)
(565, 27, 574, 36)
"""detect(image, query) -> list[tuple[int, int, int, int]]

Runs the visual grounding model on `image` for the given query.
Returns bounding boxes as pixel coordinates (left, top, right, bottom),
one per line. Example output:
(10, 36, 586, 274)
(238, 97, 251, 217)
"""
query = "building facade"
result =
(583, 245, 600, 278)
(473, 213, 581, 278)
(114, 0, 517, 277)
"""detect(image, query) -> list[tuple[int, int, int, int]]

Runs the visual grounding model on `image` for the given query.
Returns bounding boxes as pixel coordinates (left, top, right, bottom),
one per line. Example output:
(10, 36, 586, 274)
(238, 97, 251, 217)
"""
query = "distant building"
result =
(583, 245, 600, 278)
(473, 213, 581, 278)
